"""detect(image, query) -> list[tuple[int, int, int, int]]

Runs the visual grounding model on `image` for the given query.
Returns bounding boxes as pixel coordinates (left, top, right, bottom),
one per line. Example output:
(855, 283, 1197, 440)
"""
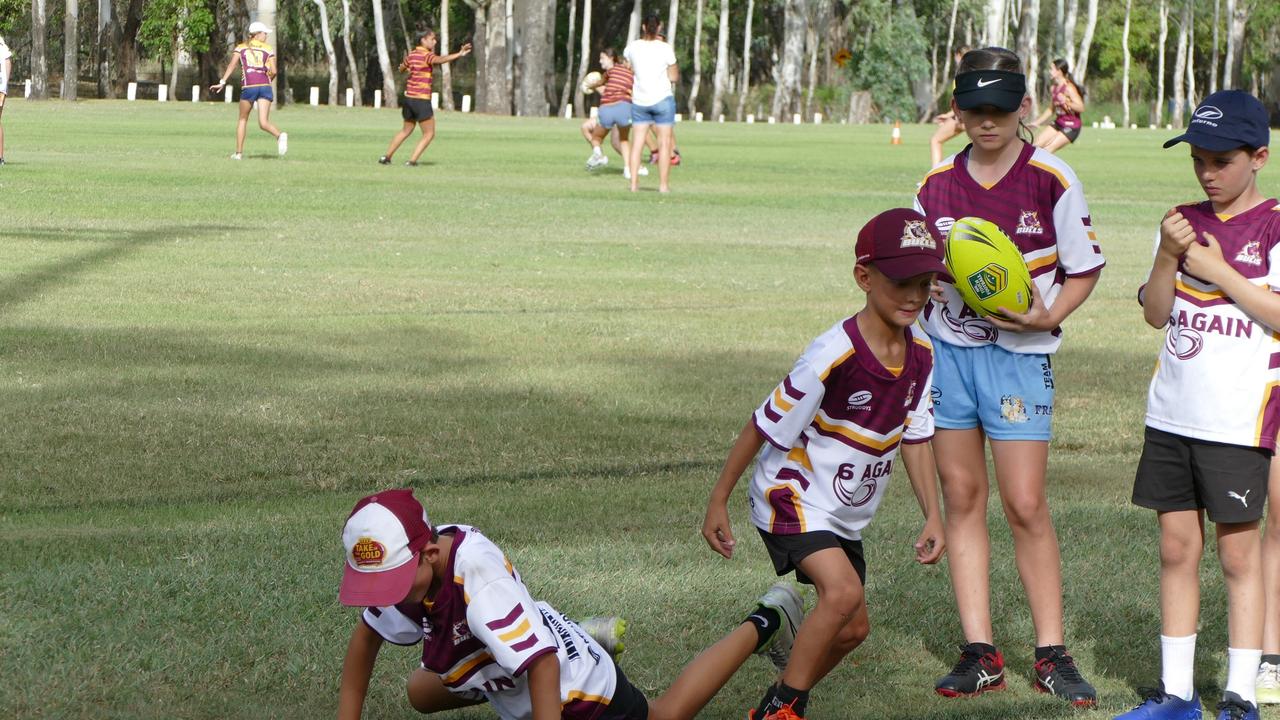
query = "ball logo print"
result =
(847, 391, 873, 410)
(1165, 326, 1205, 360)
(1194, 105, 1224, 120)
(967, 264, 1008, 301)
(832, 462, 877, 507)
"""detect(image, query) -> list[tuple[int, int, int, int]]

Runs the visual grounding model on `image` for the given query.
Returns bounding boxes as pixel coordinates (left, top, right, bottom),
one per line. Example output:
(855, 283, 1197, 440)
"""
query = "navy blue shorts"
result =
(241, 85, 274, 103)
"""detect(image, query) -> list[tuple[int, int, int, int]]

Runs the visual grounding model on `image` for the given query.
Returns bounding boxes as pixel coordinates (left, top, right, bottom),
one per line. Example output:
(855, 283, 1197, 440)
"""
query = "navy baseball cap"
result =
(855, 208, 951, 281)
(1163, 90, 1270, 151)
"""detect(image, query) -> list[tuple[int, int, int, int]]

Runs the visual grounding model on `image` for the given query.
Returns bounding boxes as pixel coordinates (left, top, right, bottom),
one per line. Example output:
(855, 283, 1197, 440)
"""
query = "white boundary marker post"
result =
(192, 85, 200, 103)
(564, 104, 573, 119)
(127, 82, 137, 101)
(813, 113, 823, 124)
(768, 116, 776, 124)
(589, 105, 598, 119)
(793, 113, 801, 125)
(746, 114, 754, 124)
(158, 84, 168, 102)
(224, 86, 233, 102)
(674, 113, 682, 122)
(431, 92, 439, 109)
(461, 94, 472, 112)
(345, 88, 354, 107)
(309, 87, 319, 105)
(24, 79, 32, 98)
(695, 111, 703, 122)
(373, 90, 382, 108)
(718, 114, 725, 123)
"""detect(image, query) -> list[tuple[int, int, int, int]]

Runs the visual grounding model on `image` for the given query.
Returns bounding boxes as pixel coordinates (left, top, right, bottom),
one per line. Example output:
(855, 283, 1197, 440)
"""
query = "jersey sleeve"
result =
(463, 570, 558, 677)
(1265, 238, 1280, 293)
(362, 605, 423, 646)
(752, 359, 825, 451)
(902, 366, 936, 444)
(1052, 179, 1105, 276)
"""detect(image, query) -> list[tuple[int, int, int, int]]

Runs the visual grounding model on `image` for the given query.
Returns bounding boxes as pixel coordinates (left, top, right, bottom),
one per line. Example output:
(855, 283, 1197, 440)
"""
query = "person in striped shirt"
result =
(337, 489, 808, 720)
(582, 48, 647, 180)
(379, 27, 471, 167)
(211, 21, 287, 160)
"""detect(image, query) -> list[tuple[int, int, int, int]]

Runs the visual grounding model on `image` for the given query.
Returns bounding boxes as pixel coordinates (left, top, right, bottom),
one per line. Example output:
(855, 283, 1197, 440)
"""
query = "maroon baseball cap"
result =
(855, 208, 950, 280)
(339, 488, 435, 607)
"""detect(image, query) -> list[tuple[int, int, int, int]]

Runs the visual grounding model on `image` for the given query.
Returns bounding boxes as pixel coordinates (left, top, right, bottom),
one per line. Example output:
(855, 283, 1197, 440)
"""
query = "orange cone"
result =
(891, 120, 902, 145)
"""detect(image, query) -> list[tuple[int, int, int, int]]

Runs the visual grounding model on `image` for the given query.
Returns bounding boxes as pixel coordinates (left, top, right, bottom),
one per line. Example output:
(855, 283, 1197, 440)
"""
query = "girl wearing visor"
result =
(913, 47, 1105, 707)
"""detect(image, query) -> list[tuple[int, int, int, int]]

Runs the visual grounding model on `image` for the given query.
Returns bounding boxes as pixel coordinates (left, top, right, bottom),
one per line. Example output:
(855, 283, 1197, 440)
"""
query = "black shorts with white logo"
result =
(758, 529, 867, 586)
(1133, 426, 1269, 523)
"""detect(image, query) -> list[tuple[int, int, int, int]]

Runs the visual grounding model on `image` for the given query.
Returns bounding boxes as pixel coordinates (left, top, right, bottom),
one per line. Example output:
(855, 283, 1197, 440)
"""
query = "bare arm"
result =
(1143, 209, 1198, 328)
(431, 43, 473, 65)
(267, 54, 277, 80)
(526, 653, 562, 720)
(988, 271, 1101, 333)
(667, 63, 679, 83)
(899, 441, 944, 564)
(1185, 231, 1280, 332)
(337, 619, 384, 720)
(702, 419, 766, 559)
(1030, 106, 1054, 127)
(1064, 84, 1085, 114)
(212, 54, 239, 90)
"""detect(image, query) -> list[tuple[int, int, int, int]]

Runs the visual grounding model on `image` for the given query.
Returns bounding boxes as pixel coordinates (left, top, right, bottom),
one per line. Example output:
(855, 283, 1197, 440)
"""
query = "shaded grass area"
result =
(0, 101, 1263, 717)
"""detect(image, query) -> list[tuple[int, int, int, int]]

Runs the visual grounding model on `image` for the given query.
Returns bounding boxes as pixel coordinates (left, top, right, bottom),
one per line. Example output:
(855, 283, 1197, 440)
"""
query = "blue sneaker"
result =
(1215, 692, 1259, 720)
(1114, 685, 1202, 720)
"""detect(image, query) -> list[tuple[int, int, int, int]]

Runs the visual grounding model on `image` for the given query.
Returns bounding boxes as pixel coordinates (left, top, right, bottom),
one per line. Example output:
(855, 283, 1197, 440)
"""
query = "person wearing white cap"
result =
(0, 35, 12, 166)
(210, 21, 287, 160)
(336, 488, 807, 720)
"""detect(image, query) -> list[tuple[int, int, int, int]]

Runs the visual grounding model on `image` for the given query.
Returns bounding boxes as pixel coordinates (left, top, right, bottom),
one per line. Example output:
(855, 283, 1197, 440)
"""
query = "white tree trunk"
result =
(97, 0, 113, 97)
(627, 0, 641, 43)
(372, 0, 398, 107)
(1074, 0, 1098, 83)
(441, 0, 455, 109)
(1063, 0, 1078, 69)
(803, 25, 817, 118)
(31, 0, 49, 98)
(1209, 0, 1219, 93)
(1185, 10, 1196, 106)
(688, 0, 705, 113)
(941, 0, 960, 99)
(258, 0, 278, 105)
(312, 0, 339, 104)
(1172, 0, 1188, 126)
(573, 0, 591, 116)
(771, 0, 805, 118)
(1155, 0, 1168, 124)
(1053, 0, 1064, 57)
(1016, 0, 1040, 116)
(710, 0, 731, 119)
(735, 0, 754, 120)
(1121, 0, 1132, 126)
(63, 0, 78, 100)
(985, 0, 1007, 47)
(557, 0, 576, 114)
(341, 0, 362, 103)
(668, 0, 679, 43)
(170, 41, 180, 95)
(1224, 0, 1247, 89)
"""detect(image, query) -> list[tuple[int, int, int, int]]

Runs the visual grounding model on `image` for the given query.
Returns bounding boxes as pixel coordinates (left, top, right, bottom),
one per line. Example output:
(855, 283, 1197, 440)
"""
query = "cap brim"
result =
(1162, 132, 1248, 151)
(954, 89, 1023, 113)
(873, 255, 952, 282)
(339, 557, 418, 607)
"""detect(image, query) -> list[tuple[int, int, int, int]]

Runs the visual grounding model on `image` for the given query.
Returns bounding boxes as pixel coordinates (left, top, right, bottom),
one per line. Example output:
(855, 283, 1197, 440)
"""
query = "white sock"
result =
(1161, 634, 1197, 701)
(591, 146, 602, 156)
(1226, 647, 1262, 705)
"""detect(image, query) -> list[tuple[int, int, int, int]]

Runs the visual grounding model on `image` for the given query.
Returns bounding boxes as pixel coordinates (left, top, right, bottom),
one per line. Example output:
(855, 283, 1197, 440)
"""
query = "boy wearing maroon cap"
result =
(702, 208, 948, 720)
(337, 488, 808, 720)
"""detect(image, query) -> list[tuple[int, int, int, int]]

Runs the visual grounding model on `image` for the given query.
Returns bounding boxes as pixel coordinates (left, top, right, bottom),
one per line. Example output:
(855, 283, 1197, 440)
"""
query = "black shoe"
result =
(936, 643, 1006, 697)
(378, 156, 391, 165)
(1034, 647, 1097, 707)
(405, 160, 418, 167)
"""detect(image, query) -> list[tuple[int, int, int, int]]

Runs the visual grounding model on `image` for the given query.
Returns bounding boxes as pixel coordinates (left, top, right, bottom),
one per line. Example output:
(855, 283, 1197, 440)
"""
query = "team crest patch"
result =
(351, 537, 386, 567)
(1000, 395, 1029, 423)
(900, 220, 936, 249)
(1016, 210, 1044, 235)
(453, 621, 473, 646)
(1234, 239, 1263, 267)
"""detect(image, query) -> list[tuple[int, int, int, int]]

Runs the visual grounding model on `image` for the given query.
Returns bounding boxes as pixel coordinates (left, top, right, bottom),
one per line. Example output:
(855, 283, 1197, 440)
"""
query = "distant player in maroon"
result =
(379, 27, 471, 167)
(211, 21, 287, 160)
(1030, 59, 1084, 154)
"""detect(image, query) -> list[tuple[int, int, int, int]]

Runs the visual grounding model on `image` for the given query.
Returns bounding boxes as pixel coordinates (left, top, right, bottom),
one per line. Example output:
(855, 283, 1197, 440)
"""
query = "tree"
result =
(116, 0, 148, 92)
(734, 0, 754, 121)
(1210, 0, 1220, 93)
(667, 0, 678, 44)
(372, 0, 398, 107)
(709, 0, 730, 120)
(1121, 0, 1132, 126)
(772, 0, 806, 119)
(311, 0, 339, 104)
(985, 0, 1007, 47)
(97, 0, 116, 98)
(1154, 0, 1168, 125)
(573, 0, 591, 116)
(1063, 0, 1078, 69)
(31, 0, 48, 98)
(1075, 0, 1098, 83)
(1171, 0, 1188, 126)
(513, 0, 551, 116)
(557, 0, 576, 115)
(340, 0, 362, 104)
(1223, 0, 1248, 88)
(441, 0, 455, 109)
(1185, 6, 1196, 106)
(627, 0, 640, 42)
(465, 0, 511, 113)
(1015, 0, 1041, 117)
(64, 0, 78, 100)
(687, 0, 705, 113)
(140, 0, 215, 99)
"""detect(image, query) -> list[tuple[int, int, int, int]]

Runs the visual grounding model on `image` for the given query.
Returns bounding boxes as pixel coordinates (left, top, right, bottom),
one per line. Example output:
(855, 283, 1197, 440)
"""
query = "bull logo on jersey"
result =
(1016, 210, 1044, 235)
(452, 621, 473, 646)
(900, 220, 936, 250)
(833, 461, 890, 507)
(1166, 326, 1205, 361)
(1234, 239, 1263, 267)
(904, 380, 917, 408)
(1000, 395, 1028, 423)
(351, 537, 387, 567)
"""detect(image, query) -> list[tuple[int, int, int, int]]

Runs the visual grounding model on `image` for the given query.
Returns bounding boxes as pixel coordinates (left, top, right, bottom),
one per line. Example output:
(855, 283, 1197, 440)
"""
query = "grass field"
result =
(0, 99, 1272, 719)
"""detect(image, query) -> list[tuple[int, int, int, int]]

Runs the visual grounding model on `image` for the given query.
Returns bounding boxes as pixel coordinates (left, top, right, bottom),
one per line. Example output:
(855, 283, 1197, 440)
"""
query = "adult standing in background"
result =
(625, 12, 678, 193)
(1030, 60, 1084, 154)
(212, 21, 288, 160)
(0, 35, 12, 166)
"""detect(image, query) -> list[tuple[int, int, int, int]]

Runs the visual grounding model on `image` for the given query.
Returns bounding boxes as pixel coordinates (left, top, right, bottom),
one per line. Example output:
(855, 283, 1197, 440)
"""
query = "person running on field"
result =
(624, 12, 678, 192)
(212, 21, 287, 160)
(583, 48, 645, 180)
(1030, 59, 1084, 154)
(379, 27, 471, 167)
(0, 35, 11, 166)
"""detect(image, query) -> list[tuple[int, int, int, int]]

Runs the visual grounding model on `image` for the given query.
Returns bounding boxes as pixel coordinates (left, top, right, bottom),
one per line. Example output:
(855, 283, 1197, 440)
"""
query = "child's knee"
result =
(816, 587, 863, 623)
(1002, 492, 1048, 529)
(835, 613, 870, 652)
(1160, 531, 1202, 568)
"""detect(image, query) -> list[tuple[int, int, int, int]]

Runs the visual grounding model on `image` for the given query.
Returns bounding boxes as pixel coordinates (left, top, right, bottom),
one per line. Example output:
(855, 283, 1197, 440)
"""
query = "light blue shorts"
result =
(931, 342, 1055, 441)
(598, 101, 632, 129)
(631, 96, 676, 126)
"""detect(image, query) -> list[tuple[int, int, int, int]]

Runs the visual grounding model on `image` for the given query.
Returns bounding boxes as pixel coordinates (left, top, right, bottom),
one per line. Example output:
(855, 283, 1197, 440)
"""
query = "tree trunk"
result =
(97, 0, 115, 98)
(441, 0, 454, 109)
(985, 0, 1007, 47)
(372, 0, 398, 107)
(312, 0, 340, 104)
(710, 0, 730, 119)
(734, 0, 754, 121)
(1172, 0, 1188, 126)
(1015, 0, 1040, 116)
(1063, 0, 1078, 69)
(395, 0, 411, 56)
(1185, 7, 1195, 106)
(1224, 0, 1247, 89)
(31, 0, 48, 98)
(115, 0, 145, 92)
(771, 0, 805, 119)
(1075, 0, 1098, 83)
(573, 0, 590, 116)
(170, 41, 181, 97)
(688, 0, 705, 113)
(513, 0, 551, 116)
(627, 0, 641, 43)
(557, 0, 576, 114)
(803, 24, 817, 118)
(940, 0, 960, 101)
(667, 0, 679, 43)
(63, 0, 79, 100)
(1121, 0, 1132, 126)
(1053, 0, 1064, 58)
(1155, 0, 1168, 125)
(341, 0, 362, 104)
(1210, 0, 1219, 93)
(481, 0, 511, 113)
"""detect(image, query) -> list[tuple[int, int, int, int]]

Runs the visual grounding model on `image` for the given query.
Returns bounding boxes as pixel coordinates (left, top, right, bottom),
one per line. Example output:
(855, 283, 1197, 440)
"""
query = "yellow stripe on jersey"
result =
(444, 652, 495, 683)
(1088, 231, 1099, 241)
(1028, 159, 1071, 189)
(773, 387, 795, 412)
(886, 365, 903, 377)
(564, 690, 611, 706)
(1175, 278, 1227, 301)
(912, 335, 933, 351)
(812, 415, 903, 450)
(787, 445, 814, 471)
(498, 618, 531, 642)
(1026, 252, 1059, 273)
(1255, 382, 1280, 446)
(765, 482, 806, 533)
(818, 348, 856, 381)
(918, 163, 955, 191)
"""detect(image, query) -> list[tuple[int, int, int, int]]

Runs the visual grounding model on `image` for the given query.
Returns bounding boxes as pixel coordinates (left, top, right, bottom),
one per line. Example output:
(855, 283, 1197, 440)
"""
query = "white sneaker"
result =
(623, 167, 631, 180)
(585, 152, 608, 171)
(277, 132, 288, 156)
(638, 166, 649, 176)
(577, 616, 626, 657)
(230, 152, 242, 160)
(753, 582, 805, 672)
(1258, 662, 1280, 704)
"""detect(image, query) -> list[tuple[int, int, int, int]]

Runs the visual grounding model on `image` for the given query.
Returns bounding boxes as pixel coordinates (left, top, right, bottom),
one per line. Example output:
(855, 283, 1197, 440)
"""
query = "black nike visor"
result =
(953, 70, 1027, 112)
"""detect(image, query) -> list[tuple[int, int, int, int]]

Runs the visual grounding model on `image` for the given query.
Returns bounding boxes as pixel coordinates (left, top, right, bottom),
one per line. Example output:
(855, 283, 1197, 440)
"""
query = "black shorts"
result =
(1133, 426, 1269, 523)
(1056, 123, 1081, 143)
(758, 529, 867, 586)
(599, 663, 649, 720)
(402, 97, 434, 122)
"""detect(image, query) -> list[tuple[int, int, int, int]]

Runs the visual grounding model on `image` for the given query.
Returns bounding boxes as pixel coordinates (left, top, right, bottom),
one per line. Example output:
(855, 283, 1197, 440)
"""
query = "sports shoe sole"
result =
(1034, 681, 1097, 708)
(935, 679, 1007, 698)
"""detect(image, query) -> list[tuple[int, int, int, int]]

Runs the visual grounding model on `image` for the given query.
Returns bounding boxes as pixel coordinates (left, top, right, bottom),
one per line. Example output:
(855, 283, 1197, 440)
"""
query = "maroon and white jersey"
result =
(914, 142, 1106, 354)
(1143, 199, 1280, 450)
(361, 526, 620, 720)
(749, 317, 935, 539)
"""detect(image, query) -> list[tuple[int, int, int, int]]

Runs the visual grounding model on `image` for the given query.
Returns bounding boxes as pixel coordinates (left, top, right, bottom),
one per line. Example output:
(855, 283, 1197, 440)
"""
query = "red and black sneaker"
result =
(1034, 648, 1097, 707)
(935, 643, 1006, 697)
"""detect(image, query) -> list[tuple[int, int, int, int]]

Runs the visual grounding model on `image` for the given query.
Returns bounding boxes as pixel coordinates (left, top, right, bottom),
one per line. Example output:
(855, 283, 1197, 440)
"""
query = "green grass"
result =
(0, 100, 1269, 718)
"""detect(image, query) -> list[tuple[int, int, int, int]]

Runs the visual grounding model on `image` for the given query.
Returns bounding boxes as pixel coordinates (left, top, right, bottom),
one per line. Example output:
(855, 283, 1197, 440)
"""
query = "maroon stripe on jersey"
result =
(512, 647, 557, 677)
(762, 403, 782, 423)
(810, 422, 902, 457)
(443, 656, 498, 688)
(1030, 264, 1061, 280)
(1270, 352, 1280, 370)
(767, 486, 803, 534)
(564, 698, 614, 720)
(775, 467, 810, 491)
(510, 633, 540, 652)
(902, 435, 932, 444)
(752, 417, 788, 451)
(1173, 289, 1236, 309)
(486, 604, 524, 630)
(1260, 386, 1280, 452)
(1066, 262, 1105, 277)
(782, 375, 806, 401)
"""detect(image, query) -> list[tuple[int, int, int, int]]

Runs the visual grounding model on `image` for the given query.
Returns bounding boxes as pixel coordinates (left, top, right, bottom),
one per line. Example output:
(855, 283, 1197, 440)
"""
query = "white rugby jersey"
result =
(750, 316, 935, 539)
(361, 526, 621, 720)
(1143, 199, 1280, 451)
(914, 143, 1106, 354)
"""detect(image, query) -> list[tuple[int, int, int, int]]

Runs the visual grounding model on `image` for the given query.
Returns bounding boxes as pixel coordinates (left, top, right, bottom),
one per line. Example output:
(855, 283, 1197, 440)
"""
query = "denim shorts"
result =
(631, 96, 675, 126)
(241, 85, 274, 103)
(931, 341, 1055, 441)
(598, 101, 632, 129)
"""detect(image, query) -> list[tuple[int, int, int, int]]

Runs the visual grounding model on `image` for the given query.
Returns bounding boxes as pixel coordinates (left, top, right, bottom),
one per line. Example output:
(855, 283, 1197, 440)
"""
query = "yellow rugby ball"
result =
(581, 71, 603, 95)
(944, 217, 1033, 319)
